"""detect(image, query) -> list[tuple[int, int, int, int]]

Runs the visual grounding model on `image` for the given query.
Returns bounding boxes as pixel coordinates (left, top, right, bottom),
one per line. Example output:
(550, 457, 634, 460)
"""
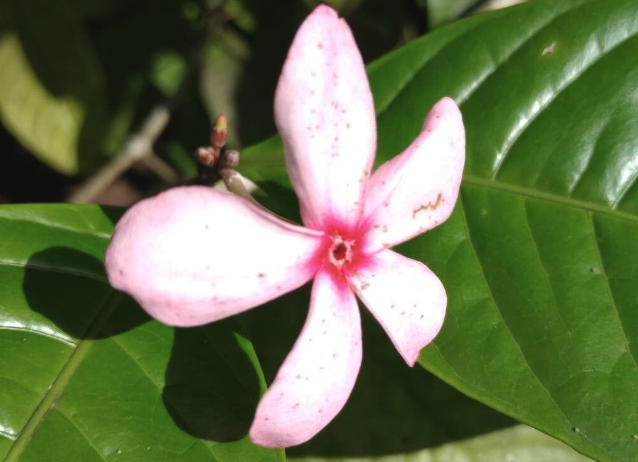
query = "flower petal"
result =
(105, 186, 323, 327)
(275, 5, 376, 231)
(362, 97, 465, 253)
(250, 268, 362, 448)
(348, 250, 446, 366)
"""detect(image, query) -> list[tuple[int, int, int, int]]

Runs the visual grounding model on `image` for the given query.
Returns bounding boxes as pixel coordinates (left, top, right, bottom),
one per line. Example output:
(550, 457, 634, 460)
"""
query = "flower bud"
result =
(196, 146, 218, 168)
(210, 114, 228, 150)
(219, 149, 240, 169)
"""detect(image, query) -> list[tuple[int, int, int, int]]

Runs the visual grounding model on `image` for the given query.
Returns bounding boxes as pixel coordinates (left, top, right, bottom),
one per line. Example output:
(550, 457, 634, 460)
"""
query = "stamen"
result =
(329, 235, 353, 268)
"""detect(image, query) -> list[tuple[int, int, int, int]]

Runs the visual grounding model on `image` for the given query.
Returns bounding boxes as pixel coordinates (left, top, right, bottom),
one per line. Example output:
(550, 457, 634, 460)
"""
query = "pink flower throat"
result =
(328, 235, 354, 268)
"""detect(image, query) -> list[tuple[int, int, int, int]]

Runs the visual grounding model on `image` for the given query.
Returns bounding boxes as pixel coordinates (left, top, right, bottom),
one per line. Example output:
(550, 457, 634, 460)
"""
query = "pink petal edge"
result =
(348, 250, 446, 366)
(250, 268, 362, 447)
(275, 4, 376, 231)
(362, 97, 465, 253)
(105, 186, 324, 327)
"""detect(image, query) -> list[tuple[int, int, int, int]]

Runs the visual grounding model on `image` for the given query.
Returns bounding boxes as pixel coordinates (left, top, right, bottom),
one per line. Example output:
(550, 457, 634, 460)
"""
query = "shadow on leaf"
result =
(23, 247, 148, 339)
(163, 319, 262, 442)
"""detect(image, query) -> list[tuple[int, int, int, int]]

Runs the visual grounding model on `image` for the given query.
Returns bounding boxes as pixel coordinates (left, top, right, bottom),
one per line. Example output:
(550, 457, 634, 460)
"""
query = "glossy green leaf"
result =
(239, 1, 638, 461)
(291, 425, 592, 462)
(0, 205, 283, 462)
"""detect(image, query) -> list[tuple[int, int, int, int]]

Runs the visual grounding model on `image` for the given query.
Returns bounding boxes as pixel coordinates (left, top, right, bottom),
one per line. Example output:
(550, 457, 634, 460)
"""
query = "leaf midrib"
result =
(463, 175, 638, 223)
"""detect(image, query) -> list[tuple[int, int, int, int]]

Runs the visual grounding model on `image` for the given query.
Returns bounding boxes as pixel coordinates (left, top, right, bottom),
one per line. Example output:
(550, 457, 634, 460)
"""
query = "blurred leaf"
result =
(239, 1, 638, 461)
(291, 425, 591, 462)
(0, 0, 108, 175)
(150, 51, 187, 98)
(421, 0, 482, 28)
(0, 0, 205, 176)
(0, 205, 283, 462)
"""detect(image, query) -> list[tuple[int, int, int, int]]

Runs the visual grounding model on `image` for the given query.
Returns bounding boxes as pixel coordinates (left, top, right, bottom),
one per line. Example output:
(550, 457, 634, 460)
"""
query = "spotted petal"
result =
(362, 97, 465, 253)
(105, 186, 323, 327)
(275, 5, 376, 231)
(348, 250, 446, 366)
(250, 268, 362, 447)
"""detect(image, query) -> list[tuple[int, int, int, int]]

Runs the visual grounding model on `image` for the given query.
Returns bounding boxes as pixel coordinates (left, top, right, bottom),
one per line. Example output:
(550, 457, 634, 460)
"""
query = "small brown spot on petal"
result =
(258, 273, 266, 279)
(293, 402, 300, 409)
(361, 283, 370, 290)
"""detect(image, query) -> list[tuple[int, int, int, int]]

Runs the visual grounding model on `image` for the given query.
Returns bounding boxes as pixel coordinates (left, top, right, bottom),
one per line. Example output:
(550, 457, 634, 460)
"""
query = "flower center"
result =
(329, 235, 353, 268)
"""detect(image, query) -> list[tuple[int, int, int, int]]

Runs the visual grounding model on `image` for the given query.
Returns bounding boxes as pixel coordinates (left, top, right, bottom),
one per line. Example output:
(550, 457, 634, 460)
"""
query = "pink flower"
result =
(105, 5, 464, 449)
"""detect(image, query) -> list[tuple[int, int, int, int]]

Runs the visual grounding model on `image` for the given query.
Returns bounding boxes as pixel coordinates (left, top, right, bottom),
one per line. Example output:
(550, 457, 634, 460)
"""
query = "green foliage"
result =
(1, 0, 637, 461)
(0, 0, 108, 175)
(240, 1, 638, 460)
(0, 0, 201, 175)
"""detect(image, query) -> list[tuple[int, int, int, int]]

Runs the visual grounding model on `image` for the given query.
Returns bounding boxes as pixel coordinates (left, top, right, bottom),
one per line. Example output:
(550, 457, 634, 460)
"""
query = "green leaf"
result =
(290, 425, 592, 462)
(0, 0, 109, 175)
(239, 1, 638, 460)
(0, 205, 283, 462)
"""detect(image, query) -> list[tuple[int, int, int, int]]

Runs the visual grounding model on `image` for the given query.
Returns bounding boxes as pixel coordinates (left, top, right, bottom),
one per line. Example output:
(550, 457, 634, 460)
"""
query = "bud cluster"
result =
(195, 114, 240, 185)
